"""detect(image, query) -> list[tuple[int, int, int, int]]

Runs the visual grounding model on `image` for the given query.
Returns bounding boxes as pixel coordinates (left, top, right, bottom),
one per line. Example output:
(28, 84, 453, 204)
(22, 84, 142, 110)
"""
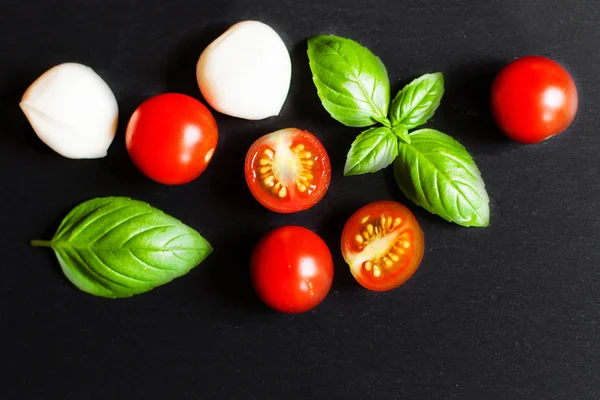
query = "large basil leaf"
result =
(394, 129, 489, 227)
(344, 127, 398, 176)
(32, 197, 212, 298)
(307, 35, 390, 128)
(389, 73, 444, 129)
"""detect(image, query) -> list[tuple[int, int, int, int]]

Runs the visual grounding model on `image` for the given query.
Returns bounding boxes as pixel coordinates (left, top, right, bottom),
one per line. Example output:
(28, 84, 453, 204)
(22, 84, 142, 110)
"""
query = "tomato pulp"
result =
(250, 226, 334, 313)
(244, 128, 331, 213)
(125, 93, 218, 185)
(341, 201, 424, 291)
(490, 56, 578, 144)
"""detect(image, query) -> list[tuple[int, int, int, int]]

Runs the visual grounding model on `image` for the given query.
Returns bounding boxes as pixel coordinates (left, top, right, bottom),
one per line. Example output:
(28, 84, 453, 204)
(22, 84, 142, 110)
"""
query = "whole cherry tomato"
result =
(490, 56, 578, 144)
(341, 201, 424, 292)
(125, 93, 218, 185)
(250, 226, 334, 313)
(244, 128, 331, 213)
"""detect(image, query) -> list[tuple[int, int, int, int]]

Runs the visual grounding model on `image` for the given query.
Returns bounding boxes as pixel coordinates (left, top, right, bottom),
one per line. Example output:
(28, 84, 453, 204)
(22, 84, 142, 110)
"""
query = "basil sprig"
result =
(307, 35, 490, 227)
(32, 197, 213, 298)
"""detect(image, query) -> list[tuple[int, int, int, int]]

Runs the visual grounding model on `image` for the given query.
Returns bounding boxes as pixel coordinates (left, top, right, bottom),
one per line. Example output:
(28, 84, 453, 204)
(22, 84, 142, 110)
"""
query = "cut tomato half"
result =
(341, 201, 425, 291)
(244, 128, 331, 213)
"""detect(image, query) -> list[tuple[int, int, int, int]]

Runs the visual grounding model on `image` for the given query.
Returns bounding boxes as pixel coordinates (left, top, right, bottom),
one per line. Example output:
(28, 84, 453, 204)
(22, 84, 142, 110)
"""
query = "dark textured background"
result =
(1, 0, 599, 399)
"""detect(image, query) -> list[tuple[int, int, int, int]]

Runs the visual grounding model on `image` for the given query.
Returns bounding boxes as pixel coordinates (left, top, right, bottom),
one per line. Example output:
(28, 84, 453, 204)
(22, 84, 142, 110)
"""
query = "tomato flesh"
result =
(244, 128, 331, 213)
(341, 201, 424, 291)
(250, 226, 334, 313)
(491, 56, 578, 144)
(125, 93, 218, 185)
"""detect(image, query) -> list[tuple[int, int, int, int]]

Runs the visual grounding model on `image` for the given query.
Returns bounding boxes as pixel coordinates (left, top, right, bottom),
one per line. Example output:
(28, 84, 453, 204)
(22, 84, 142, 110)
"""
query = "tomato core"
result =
(342, 201, 424, 291)
(245, 128, 331, 213)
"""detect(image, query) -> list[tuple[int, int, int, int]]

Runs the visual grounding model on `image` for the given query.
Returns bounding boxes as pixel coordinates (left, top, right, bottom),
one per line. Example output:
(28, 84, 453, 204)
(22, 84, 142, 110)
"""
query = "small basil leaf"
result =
(389, 73, 444, 129)
(392, 124, 411, 144)
(373, 115, 392, 128)
(31, 197, 212, 298)
(394, 129, 489, 227)
(307, 35, 390, 128)
(344, 127, 398, 176)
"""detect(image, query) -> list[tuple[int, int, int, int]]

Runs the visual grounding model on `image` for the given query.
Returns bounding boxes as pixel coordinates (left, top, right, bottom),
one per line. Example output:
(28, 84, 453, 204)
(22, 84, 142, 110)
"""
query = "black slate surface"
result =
(1, 0, 599, 399)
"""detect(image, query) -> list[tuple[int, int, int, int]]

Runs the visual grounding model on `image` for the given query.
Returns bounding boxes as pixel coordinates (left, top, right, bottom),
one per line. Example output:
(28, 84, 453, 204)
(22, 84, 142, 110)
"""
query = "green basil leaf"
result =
(31, 197, 212, 298)
(389, 73, 444, 129)
(344, 127, 398, 176)
(392, 124, 411, 144)
(394, 129, 489, 227)
(307, 35, 390, 128)
(373, 116, 392, 128)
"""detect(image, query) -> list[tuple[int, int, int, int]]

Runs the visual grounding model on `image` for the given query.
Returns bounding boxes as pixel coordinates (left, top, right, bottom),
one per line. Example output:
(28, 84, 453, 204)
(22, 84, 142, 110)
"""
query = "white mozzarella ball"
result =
(20, 63, 119, 159)
(196, 20, 292, 120)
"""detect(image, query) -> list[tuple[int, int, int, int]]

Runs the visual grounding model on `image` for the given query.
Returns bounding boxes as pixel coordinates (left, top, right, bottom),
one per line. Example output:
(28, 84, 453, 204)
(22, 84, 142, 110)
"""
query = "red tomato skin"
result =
(250, 226, 334, 314)
(341, 201, 424, 292)
(125, 93, 218, 185)
(491, 56, 578, 144)
(244, 128, 331, 214)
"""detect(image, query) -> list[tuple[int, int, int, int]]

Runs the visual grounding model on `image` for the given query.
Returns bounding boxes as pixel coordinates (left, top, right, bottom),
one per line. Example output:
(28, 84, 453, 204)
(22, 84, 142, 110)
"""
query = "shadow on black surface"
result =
(103, 92, 149, 185)
(206, 124, 271, 211)
(285, 39, 342, 128)
(164, 23, 232, 98)
(317, 201, 367, 290)
(434, 60, 510, 152)
(0, 69, 57, 154)
(207, 231, 270, 313)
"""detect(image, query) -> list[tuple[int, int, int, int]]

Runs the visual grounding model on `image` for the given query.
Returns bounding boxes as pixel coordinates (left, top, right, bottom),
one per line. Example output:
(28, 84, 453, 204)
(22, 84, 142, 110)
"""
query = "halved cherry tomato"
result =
(341, 201, 424, 291)
(250, 226, 334, 314)
(244, 128, 331, 213)
(125, 93, 218, 185)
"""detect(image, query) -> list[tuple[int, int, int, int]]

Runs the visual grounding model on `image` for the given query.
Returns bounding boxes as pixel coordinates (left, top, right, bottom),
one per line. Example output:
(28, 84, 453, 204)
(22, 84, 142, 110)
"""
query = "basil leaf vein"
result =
(393, 129, 489, 227)
(32, 197, 212, 298)
(390, 73, 444, 129)
(392, 124, 411, 144)
(308, 35, 390, 128)
(344, 127, 398, 176)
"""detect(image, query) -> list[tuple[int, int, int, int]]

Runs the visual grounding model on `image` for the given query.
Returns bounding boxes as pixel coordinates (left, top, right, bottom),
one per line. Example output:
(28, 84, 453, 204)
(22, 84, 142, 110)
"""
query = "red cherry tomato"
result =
(244, 128, 331, 213)
(341, 201, 424, 292)
(125, 93, 218, 185)
(490, 56, 578, 144)
(250, 226, 334, 314)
